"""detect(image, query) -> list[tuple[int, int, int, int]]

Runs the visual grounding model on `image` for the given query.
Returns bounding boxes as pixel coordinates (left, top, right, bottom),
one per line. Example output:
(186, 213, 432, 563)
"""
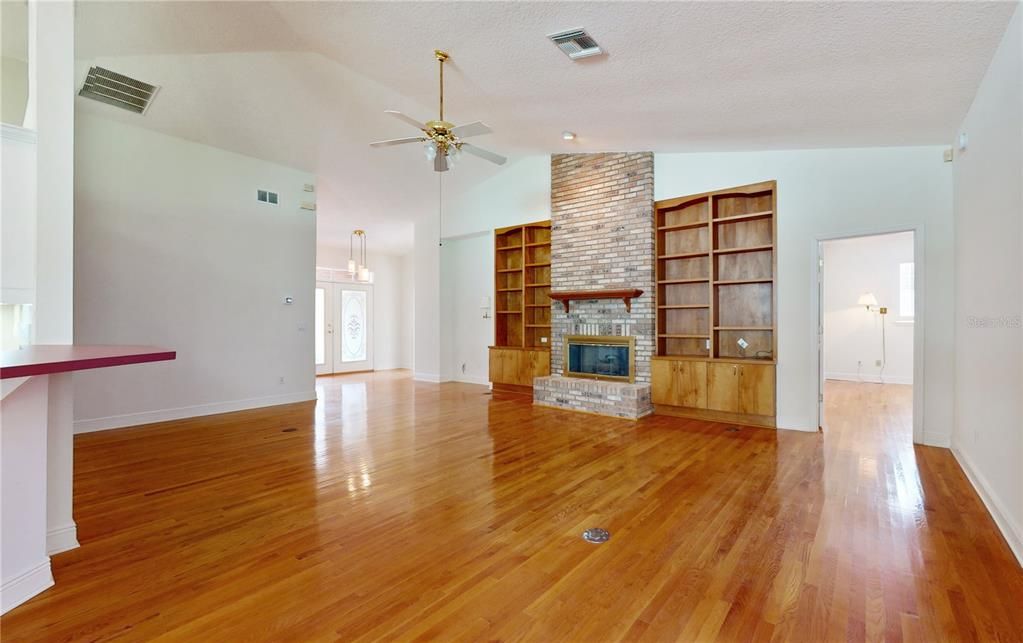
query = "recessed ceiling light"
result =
(562, 131, 576, 140)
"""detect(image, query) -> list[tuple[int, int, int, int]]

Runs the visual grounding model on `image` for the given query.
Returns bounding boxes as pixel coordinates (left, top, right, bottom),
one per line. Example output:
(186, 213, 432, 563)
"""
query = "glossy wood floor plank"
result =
(2, 373, 1021, 641)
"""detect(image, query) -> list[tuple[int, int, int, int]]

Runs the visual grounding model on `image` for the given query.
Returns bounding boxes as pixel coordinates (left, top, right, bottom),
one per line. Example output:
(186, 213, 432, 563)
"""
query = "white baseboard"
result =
(1, 560, 53, 615)
(952, 446, 1023, 567)
(448, 375, 490, 386)
(47, 523, 79, 555)
(73, 390, 317, 434)
(825, 372, 913, 385)
(413, 372, 441, 383)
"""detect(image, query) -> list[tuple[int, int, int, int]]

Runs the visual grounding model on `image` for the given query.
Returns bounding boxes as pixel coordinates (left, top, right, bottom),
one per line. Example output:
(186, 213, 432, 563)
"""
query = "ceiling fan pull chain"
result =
(438, 172, 443, 247)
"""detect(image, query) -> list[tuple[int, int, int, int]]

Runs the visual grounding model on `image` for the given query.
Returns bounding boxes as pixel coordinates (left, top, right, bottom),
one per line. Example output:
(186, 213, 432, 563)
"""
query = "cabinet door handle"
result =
(733, 365, 738, 375)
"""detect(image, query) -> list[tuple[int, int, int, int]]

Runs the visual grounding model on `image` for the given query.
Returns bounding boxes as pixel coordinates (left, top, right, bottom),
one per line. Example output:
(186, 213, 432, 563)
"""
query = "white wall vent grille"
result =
(548, 28, 603, 60)
(79, 66, 159, 114)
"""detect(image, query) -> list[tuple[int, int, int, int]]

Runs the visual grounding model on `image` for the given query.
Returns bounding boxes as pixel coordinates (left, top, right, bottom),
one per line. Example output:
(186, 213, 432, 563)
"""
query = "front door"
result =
(332, 283, 373, 373)
(316, 282, 374, 375)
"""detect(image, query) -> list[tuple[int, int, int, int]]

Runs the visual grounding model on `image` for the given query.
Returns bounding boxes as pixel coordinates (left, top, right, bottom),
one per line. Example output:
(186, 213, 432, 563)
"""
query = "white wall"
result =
(412, 214, 441, 381)
(73, 114, 317, 432)
(440, 147, 955, 443)
(1, 126, 36, 306)
(315, 246, 413, 370)
(439, 232, 493, 384)
(823, 232, 914, 385)
(951, 3, 1022, 564)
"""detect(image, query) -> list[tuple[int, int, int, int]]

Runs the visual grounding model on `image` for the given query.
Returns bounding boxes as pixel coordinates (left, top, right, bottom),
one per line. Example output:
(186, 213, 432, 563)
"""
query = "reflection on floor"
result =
(2, 371, 1021, 640)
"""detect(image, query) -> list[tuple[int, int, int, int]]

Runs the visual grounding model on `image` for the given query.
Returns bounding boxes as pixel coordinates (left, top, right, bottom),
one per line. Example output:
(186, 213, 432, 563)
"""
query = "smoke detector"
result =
(548, 28, 604, 60)
(79, 66, 159, 114)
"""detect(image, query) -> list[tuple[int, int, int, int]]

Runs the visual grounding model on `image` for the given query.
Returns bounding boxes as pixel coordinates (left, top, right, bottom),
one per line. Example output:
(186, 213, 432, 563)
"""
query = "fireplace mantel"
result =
(549, 289, 644, 313)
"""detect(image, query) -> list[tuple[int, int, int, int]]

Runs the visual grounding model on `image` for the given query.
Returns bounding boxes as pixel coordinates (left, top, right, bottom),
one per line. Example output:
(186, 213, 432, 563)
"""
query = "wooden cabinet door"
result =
(739, 364, 775, 416)
(529, 350, 551, 379)
(502, 350, 522, 386)
(651, 360, 678, 405)
(676, 361, 708, 409)
(489, 348, 505, 384)
(707, 362, 740, 412)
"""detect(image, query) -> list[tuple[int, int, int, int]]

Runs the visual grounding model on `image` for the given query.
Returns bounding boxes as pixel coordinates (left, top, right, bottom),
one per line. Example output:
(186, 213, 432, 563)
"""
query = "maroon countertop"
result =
(1, 345, 176, 379)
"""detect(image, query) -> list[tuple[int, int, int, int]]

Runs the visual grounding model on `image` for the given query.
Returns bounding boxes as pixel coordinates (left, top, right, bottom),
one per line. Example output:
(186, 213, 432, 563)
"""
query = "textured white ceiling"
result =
(74, 1, 1018, 253)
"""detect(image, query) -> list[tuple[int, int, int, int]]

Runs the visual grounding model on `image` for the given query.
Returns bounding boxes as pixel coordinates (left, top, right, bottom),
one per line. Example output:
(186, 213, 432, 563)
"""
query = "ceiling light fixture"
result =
(348, 230, 373, 283)
(562, 131, 576, 140)
(369, 50, 507, 172)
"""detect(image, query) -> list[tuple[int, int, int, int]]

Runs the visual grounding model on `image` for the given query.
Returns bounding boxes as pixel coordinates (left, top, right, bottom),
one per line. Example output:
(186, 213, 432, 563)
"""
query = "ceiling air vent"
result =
(79, 66, 159, 114)
(548, 28, 604, 60)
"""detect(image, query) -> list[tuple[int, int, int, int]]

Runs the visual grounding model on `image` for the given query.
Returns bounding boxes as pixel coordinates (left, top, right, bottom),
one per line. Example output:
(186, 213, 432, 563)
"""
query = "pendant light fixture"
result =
(348, 229, 373, 283)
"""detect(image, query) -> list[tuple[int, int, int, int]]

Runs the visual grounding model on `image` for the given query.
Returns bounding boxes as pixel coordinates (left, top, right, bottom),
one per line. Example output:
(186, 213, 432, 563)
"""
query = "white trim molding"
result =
(1, 123, 38, 144)
(413, 372, 442, 383)
(73, 390, 317, 434)
(1, 560, 53, 615)
(952, 448, 1023, 567)
(47, 523, 79, 555)
(825, 372, 913, 386)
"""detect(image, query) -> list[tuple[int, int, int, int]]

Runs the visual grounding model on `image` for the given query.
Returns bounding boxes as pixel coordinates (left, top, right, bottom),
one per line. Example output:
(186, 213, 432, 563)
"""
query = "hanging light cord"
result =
(438, 172, 443, 247)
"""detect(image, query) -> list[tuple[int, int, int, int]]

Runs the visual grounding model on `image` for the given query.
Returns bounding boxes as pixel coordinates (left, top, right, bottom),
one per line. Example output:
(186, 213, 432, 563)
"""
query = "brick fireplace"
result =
(533, 152, 655, 419)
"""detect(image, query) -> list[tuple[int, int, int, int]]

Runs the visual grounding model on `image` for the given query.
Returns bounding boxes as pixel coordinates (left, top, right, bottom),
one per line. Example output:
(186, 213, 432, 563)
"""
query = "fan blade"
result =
(370, 136, 424, 147)
(451, 121, 492, 138)
(434, 152, 449, 172)
(461, 143, 507, 165)
(384, 110, 427, 131)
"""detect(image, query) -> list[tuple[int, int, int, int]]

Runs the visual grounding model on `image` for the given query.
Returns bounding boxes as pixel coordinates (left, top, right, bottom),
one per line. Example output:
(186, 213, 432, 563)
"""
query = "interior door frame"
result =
(812, 224, 924, 444)
(315, 281, 334, 376)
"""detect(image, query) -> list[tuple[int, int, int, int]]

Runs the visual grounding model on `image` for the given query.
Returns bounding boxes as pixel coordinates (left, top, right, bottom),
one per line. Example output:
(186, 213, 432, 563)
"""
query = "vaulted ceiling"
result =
(74, 1, 1018, 253)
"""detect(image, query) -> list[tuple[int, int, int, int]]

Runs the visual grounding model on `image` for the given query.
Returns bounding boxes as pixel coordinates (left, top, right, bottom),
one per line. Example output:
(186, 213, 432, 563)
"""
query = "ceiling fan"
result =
(370, 50, 507, 172)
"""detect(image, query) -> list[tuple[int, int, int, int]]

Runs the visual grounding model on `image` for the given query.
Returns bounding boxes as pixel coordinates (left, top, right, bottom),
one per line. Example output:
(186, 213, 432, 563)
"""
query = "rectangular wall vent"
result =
(548, 28, 604, 60)
(79, 66, 158, 114)
(257, 190, 279, 205)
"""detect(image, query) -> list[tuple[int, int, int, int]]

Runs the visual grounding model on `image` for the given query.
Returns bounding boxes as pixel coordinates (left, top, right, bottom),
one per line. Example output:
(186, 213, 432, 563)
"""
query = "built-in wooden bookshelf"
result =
(655, 181, 776, 361)
(494, 221, 552, 349)
(652, 182, 777, 427)
(491, 220, 552, 394)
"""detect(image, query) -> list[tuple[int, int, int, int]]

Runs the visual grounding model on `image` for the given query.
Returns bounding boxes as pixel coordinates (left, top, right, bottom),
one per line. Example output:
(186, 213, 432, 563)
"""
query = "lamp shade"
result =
(857, 292, 879, 307)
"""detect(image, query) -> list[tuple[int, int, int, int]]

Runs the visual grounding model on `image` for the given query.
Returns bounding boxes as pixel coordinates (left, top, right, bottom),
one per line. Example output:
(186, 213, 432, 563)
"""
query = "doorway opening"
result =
(316, 281, 374, 375)
(818, 231, 917, 444)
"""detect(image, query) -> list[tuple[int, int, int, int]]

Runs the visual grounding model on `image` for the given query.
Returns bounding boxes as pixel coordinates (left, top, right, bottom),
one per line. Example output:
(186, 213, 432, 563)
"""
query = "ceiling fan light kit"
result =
(369, 50, 507, 172)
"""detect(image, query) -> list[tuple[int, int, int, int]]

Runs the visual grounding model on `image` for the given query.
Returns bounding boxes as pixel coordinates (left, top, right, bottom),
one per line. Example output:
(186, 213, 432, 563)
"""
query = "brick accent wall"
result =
(549, 153, 655, 383)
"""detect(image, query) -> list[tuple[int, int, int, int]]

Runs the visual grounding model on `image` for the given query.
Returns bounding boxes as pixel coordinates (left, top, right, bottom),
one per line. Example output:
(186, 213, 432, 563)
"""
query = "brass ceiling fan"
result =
(370, 50, 507, 172)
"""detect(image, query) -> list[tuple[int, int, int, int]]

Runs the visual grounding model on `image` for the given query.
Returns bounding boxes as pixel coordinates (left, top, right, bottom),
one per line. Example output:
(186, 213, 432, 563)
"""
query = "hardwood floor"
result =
(3, 373, 1021, 641)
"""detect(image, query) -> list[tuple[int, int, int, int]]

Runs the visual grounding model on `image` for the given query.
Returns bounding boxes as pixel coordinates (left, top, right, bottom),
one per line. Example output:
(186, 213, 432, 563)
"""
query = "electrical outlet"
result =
(279, 376, 285, 384)
(461, 363, 466, 374)
(875, 360, 882, 367)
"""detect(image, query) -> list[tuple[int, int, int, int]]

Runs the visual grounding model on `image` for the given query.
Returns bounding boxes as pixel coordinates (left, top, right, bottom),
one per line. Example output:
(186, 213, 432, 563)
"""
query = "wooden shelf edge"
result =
(713, 244, 774, 255)
(651, 355, 776, 365)
(712, 210, 773, 223)
(657, 252, 709, 260)
(657, 220, 708, 232)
